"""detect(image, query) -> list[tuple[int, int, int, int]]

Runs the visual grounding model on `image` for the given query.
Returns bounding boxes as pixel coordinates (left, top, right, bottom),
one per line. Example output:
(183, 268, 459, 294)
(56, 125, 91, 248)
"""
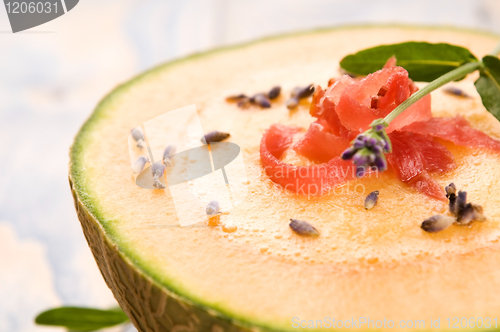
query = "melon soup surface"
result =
(70, 26, 500, 331)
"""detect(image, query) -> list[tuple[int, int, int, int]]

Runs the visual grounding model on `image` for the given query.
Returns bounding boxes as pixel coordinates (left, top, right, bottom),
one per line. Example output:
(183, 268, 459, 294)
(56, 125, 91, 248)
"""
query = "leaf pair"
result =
(340, 41, 478, 82)
(340, 41, 500, 121)
(475, 55, 500, 120)
(35, 306, 129, 331)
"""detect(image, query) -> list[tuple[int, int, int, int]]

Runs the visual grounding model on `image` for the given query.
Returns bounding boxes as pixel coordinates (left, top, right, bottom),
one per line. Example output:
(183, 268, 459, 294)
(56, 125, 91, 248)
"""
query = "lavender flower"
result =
(364, 190, 379, 210)
(425, 183, 488, 232)
(341, 120, 391, 177)
(132, 155, 149, 175)
(289, 219, 319, 236)
(206, 200, 221, 216)
(151, 161, 166, 189)
(163, 144, 177, 167)
(131, 127, 145, 148)
(421, 215, 456, 233)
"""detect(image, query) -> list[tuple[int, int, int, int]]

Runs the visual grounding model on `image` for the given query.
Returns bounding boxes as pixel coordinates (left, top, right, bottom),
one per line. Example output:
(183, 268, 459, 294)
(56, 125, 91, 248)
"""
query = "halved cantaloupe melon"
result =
(70, 26, 500, 331)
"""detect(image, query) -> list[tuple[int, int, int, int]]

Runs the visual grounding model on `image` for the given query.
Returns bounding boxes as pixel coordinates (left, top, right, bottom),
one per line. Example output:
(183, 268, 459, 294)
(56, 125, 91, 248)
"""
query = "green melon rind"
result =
(69, 180, 255, 331)
(69, 24, 499, 332)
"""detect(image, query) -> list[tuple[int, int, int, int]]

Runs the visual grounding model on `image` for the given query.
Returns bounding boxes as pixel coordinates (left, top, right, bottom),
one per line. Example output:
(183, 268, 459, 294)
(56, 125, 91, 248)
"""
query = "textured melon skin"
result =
(69, 179, 252, 332)
(67, 26, 300, 331)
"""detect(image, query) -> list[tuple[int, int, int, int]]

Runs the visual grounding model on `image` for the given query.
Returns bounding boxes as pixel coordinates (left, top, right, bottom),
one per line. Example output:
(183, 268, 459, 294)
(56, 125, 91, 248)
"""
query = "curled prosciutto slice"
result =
(389, 94, 431, 132)
(387, 131, 455, 200)
(335, 67, 432, 133)
(309, 76, 353, 138)
(260, 124, 353, 195)
(260, 63, 500, 200)
(293, 121, 350, 164)
(402, 117, 500, 152)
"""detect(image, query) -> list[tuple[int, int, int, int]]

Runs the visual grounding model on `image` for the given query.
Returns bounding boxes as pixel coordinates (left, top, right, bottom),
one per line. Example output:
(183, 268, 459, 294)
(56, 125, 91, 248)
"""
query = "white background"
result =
(1, 1, 500, 331)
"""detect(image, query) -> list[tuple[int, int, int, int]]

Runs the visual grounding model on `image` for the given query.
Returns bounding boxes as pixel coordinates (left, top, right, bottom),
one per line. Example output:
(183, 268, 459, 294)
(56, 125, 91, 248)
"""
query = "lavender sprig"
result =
(339, 40, 500, 178)
(341, 119, 391, 177)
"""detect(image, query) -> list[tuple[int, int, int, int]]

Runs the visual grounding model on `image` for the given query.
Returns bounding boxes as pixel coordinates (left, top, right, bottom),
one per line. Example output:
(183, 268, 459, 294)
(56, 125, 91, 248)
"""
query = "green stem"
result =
(383, 61, 481, 124)
(383, 40, 500, 125)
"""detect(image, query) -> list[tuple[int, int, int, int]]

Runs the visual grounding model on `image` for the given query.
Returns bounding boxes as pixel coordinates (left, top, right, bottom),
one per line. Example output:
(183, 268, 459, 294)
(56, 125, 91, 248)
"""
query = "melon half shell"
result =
(69, 25, 500, 331)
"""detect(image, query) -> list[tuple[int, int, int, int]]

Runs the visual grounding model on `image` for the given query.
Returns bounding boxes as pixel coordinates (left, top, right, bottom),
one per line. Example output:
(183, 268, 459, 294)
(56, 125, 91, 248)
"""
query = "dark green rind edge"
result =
(69, 24, 500, 332)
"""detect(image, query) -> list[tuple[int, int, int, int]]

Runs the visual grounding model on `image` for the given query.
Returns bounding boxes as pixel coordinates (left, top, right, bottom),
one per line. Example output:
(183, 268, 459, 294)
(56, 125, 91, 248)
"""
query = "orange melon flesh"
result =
(70, 26, 500, 331)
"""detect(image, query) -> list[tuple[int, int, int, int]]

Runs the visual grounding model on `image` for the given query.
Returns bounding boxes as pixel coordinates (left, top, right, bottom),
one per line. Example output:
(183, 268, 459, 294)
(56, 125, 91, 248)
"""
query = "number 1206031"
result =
(5, 2, 58, 14)
(447, 317, 497, 329)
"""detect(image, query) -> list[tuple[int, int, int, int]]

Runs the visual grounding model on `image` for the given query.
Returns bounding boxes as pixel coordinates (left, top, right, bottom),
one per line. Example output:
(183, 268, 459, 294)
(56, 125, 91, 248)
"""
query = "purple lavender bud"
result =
(289, 218, 319, 236)
(448, 194, 457, 216)
(290, 87, 302, 98)
(382, 137, 391, 152)
(292, 84, 315, 99)
(367, 137, 380, 147)
(457, 191, 467, 212)
(371, 144, 383, 154)
(206, 200, 221, 216)
(341, 147, 357, 160)
(132, 155, 149, 175)
(202, 131, 230, 144)
(365, 137, 378, 148)
(471, 204, 487, 222)
(237, 97, 252, 108)
(421, 215, 455, 233)
(353, 138, 366, 149)
(353, 152, 370, 166)
(443, 86, 470, 98)
(285, 97, 299, 109)
(151, 161, 166, 189)
(343, 124, 392, 176)
(163, 144, 176, 160)
(131, 127, 144, 142)
(268, 86, 281, 100)
(457, 203, 475, 225)
(152, 161, 165, 178)
(163, 144, 177, 166)
(131, 127, 145, 148)
(373, 155, 387, 172)
(445, 183, 458, 216)
(445, 183, 457, 197)
(253, 94, 271, 108)
(364, 191, 379, 209)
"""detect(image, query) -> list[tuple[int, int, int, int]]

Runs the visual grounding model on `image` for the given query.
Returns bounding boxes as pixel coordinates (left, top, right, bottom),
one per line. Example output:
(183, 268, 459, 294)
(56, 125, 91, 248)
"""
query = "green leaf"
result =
(35, 306, 129, 331)
(340, 42, 478, 82)
(475, 55, 500, 121)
